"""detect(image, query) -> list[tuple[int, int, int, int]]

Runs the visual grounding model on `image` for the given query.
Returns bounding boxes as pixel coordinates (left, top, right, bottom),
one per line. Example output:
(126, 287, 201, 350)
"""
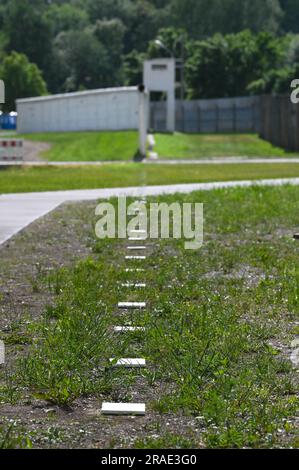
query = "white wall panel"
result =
(16, 87, 139, 133)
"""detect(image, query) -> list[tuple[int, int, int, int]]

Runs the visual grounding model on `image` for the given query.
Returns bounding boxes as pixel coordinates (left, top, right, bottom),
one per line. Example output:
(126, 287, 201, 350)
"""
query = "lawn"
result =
(10, 131, 299, 162)
(19, 131, 139, 162)
(1, 162, 299, 193)
(0, 185, 298, 448)
(155, 132, 299, 159)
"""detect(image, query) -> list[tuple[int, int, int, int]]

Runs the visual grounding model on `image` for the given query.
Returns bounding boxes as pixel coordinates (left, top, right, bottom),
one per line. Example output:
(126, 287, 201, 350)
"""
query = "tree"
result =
(185, 31, 282, 98)
(46, 3, 89, 37)
(5, 0, 52, 74)
(53, 29, 110, 91)
(280, 0, 299, 33)
(123, 0, 170, 53)
(148, 27, 188, 59)
(93, 19, 126, 84)
(123, 49, 146, 85)
(0, 51, 47, 111)
(170, 0, 283, 38)
(87, 0, 170, 53)
(285, 35, 299, 65)
(87, 0, 134, 23)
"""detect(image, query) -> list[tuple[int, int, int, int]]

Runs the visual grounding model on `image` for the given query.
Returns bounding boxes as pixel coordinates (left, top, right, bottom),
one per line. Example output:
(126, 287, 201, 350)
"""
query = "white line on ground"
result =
(113, 326, 145, 333)
(128, 237, 147, 241)
(4, 157, 299, 167)
(125, 268, 145, 273)
(127, 246, 146, 250)
(101, 402, 146, 416)
(144, 158, 299, 165)
(121, 283, 146, 288)
(118, 302, 146, 309)
(125, 256, 146, 260)
(109, 358, 146, 368)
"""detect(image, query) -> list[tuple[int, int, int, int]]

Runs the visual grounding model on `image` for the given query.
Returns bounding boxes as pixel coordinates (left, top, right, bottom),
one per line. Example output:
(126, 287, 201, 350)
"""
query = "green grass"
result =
(19, 131, 139, 162)
(1, 162, 299, 194)
(155, 133, 299, 159)
(2, 185, 298, 448)
(0, 421, 32, 449)
(14, 131, 299, 162)
(17, 261, 117, 405)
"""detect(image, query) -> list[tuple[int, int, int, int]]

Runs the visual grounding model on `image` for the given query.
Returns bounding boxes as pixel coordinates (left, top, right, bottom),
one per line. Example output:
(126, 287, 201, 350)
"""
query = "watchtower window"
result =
(151, 64, 168, 71)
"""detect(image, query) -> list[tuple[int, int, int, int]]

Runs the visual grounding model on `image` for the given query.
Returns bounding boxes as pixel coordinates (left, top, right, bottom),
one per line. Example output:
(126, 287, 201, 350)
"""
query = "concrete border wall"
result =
(259, 95, 299, 152)
(16, 87, 139, 133)
(150, 96, 261, 133)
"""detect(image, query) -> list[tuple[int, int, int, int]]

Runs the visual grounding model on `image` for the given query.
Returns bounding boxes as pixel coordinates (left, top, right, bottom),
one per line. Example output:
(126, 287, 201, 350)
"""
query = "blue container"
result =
(0, 113, 17, 130)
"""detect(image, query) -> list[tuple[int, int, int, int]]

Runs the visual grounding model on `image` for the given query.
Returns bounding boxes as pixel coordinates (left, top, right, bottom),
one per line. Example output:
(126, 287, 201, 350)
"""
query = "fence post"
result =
(197, 102, 201, 133)
(138, 85, 149, 159)
(233, 103, 237, 133)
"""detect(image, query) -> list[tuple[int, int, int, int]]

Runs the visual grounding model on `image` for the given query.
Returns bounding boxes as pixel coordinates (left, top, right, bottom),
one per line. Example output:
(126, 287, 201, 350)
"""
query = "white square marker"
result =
(118, 302, 146, 309)
(113, 326, 145, 333)
(121, 283, 146, 288)
(125, 256, 146, 260)
(127, 246, 146, 250)
(101, 402, 145, 416)
(109, 358, 146, 368)
(0, 341, 5, 365)
(125, 268, 145, 273)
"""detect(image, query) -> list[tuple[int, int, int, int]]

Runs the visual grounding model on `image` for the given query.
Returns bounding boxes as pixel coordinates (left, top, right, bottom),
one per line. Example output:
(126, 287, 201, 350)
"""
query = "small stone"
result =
(290, 348, 299, 366)
(291, 338, 299, 348)
(44, 408, 56, 414)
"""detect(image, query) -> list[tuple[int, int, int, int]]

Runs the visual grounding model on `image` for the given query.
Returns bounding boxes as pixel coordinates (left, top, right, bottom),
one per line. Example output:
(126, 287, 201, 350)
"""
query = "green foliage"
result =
(0, 421, 32, 449)
(53, 29, 109, 91)
(93, 19, 126, 84)
(170, 0, 283, 38)
(18, 258, 116, 405)
(0, 51, 47, 111)
(280, 0, 299, 33)
(4, 0, 52, 73)
(124, 50, 146, 86)
(186, 31, 283, 98)
(148, 27, 188, 58)
(45, 3, 89, 37)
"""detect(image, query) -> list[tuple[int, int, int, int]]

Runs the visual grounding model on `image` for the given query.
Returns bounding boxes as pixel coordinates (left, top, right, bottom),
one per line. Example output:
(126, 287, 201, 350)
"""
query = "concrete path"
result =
(144, 158, 299, 165)
(2, 158, 299, 167)
(1, 177, 299, 245)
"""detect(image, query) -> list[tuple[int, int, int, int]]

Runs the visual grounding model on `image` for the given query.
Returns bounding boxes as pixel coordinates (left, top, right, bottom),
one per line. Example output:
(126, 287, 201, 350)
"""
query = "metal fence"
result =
(259, 95, 299, 152)
(150, 96, 261, 133)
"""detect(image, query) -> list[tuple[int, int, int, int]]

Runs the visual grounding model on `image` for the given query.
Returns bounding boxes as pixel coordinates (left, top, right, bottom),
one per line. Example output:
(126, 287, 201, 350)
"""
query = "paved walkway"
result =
(145, 158, 299, 165)
(2, 158, 299, 167)
(1, 178, 299, 245)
